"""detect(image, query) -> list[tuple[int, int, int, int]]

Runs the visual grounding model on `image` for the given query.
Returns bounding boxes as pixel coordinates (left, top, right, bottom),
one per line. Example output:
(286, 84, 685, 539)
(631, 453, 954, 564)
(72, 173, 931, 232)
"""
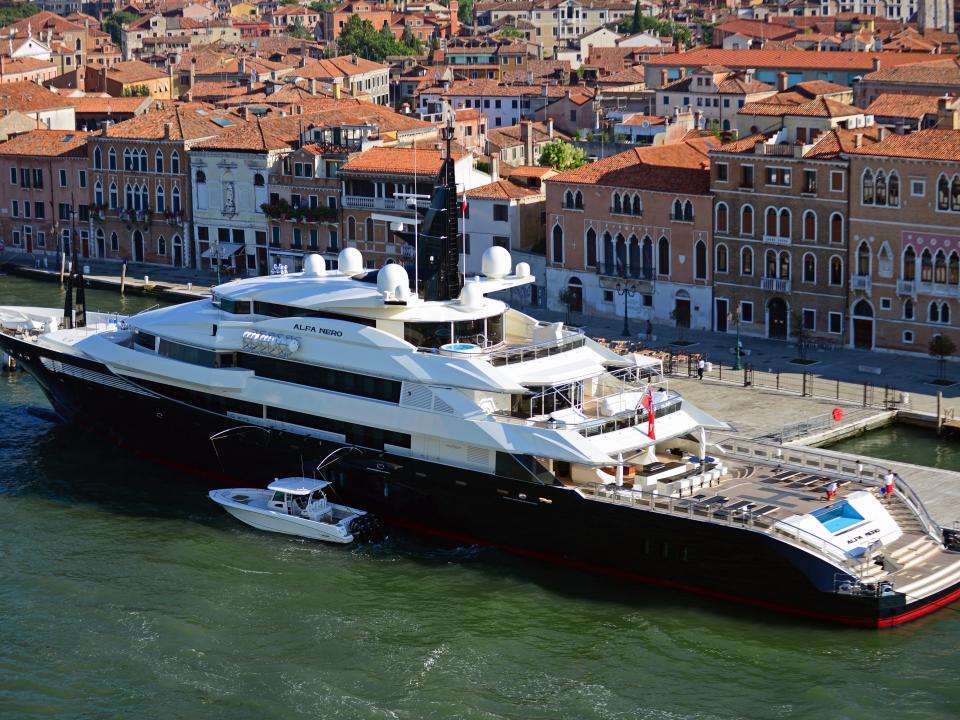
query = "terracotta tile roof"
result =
(865, 93, 945, 120)
(486, 121, 569, 150)
(804, 126, 883, 159)
(596, 66, 646, 85)
(97, 103, 243, 141)
(0, 81, 73, 112)
(740, 97, 862, 118)
(340, 146, 462, 177)
(646, 49, 947, 72)
(293, 55, 389, 79)
(0, 57, 57, 74)
(863, 57, 960, 86)
(4, 10, 86, 34)
(789, 80, 851, 98)
(848, 128, 960, 161)
(716, 18, 798, 41)
(0, 129, 92, 158)
(620, 114, 666, 126)
(546, 138, 716, 193)
(103, 60, 168, 85)
(68, 95, 154, 113)
(467, 179, 539, 200)
(504, 164, 555, 178)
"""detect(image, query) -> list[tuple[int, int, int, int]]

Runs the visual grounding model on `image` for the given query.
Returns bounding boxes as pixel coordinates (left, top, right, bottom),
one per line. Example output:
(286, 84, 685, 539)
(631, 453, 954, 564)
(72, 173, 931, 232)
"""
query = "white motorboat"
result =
(209, 477, 378, 544)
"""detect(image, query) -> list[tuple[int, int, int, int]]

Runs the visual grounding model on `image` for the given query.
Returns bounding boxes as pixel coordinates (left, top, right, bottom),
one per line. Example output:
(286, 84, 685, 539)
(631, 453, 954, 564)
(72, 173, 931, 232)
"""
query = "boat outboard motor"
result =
(349, 514, 385, 542)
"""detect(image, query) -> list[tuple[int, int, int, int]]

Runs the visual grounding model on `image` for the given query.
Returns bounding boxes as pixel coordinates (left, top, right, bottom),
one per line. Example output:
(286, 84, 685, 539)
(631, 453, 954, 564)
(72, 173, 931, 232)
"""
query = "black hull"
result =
(4, 333, 959, 628)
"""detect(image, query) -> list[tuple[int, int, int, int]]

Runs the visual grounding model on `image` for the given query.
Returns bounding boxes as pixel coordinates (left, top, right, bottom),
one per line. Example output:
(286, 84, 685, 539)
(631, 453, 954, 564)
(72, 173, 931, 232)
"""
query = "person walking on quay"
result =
(825, 480, 838, 502)
(645, 319, 653, 342)
(697, 355, 706, 381)
(882, 469, 896, 501)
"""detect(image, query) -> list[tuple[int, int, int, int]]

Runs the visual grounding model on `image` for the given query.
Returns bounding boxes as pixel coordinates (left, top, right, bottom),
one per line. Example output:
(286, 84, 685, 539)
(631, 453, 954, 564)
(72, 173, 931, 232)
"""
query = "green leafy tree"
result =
(791, 311, 811, 361)
(670, 303, 691, 342)
(457, 0, 473, 24)
(337, 14, 419, 61)
(280, 0, 300, 4)
(497, 27, 525, 40)
(538, 140, 586, 172)
(288, 19, 314, 40)
(0, 3, 39, 28)
(929, 334, 956, 380)
(309, 1, 337, 10)
(103, 11, 138, 44)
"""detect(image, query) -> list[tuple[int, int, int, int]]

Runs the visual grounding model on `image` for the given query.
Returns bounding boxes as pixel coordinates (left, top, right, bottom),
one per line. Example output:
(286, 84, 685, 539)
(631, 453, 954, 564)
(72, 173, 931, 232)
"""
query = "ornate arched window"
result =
(950, 252, 959, 285)
(778, 208, 790, 239)
(347, 216, 356, 240)
(123, 148, 132, 172)
(125, 183, 134, 208)
(672, 198, 682, 219)
(613, 193, 622, 214)
(94, 180, 103, 206)
(887, 172, 899, 206)
(765, 249, 777, 278)
(929, 302, 940, 323)
(903, 299, 914, 320)
(171, 186, 181, 213)
(765, 206, 777, 237)
(603, 232, 613, 272)
(875, 171, 887, 205)
(628, 235, 640, 277)
(953, 176, 960, 211)
(937, 175, 950, 210)
(564, 190, 573, 208)
(110, 231, 118, 252)
(921, 249, 933, 282)
(741, 246, 753, 276)
(903, 246, 916, 280)
(93, 146, 102, 170)
(157, 235, 166, 256)
(585, 228, 597, 267)
(155, 150, 164, 174)
(694, 240, 707, 279)
(935, 250, 947, 283)
(156, 184, 165, 212)
(139, 149, 147, 172)
(942, 303, 951, 324)
(108, 148, 116, 171)
(657, 236, 669, 276)
(683, 200, 694, 222)
(862, 170, 874, 205)
(552, 224, 563, 263)
(109, 182, 118, 209)
(631, 195, 641, 216)
(778, 250, 790, 280)
(857, 242, 870, 276)
(829, 213, 843, 244)
(171, 151, 180, 175)
(615, 233, 626, 275)
(574, 191, 583, 209)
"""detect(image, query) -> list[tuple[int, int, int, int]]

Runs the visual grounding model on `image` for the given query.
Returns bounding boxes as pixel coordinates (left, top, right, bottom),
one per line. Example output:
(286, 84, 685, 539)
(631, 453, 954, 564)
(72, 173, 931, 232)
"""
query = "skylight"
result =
(212, 118, 235, 128)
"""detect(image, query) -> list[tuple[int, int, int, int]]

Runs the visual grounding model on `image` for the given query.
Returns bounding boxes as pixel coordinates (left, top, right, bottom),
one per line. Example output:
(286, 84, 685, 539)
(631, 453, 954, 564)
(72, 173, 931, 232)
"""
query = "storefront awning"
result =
(201, 242, 244, 259)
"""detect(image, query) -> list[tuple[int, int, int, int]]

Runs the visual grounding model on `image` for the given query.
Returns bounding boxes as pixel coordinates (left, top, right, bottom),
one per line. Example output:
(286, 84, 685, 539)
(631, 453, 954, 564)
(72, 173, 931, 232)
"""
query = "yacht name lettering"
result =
(293, 323, 342, 337)
(845, 528, 881, 545)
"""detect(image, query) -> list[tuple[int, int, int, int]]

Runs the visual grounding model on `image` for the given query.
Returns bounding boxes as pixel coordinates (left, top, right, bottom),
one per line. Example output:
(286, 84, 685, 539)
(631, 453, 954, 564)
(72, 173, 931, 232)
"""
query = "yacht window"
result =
(133, 329, 157, 351)
(265, 406, 410, 449)
(486, 313, 504, 345)
(158, 339, 218, 367)
(219, 298, 252, 315)
(454, 318, 486, 344)
(251, 300, 375, 327)
(238, 354, 401, 403)
(404, 321, 451, 349)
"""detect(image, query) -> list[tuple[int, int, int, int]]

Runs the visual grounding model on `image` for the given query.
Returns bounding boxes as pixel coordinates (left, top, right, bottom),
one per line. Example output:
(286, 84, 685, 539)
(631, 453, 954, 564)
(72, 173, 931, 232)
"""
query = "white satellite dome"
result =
(338, 247, 364, 276)
(302, 254, 326, 277)
(459, 281, 485, 309)
(481, 246, 511, 279)
(377, 263, 410, 298)
(514, 261, 531, 278)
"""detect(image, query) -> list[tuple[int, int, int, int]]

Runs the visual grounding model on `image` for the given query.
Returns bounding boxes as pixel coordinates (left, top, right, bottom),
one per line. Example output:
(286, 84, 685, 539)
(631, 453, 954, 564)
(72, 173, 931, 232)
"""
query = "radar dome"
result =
(377, 263, 410, 298)
(302, 254, 326, 277)
(481, 246, 511, 279)
(459, 281, 485, 309)
(338, 247, 364, 276)
(515, 261, 531, 278)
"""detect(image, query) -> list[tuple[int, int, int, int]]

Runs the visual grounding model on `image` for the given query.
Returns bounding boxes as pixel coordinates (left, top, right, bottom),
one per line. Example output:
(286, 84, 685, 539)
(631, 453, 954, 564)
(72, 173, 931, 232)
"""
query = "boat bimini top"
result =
(266, 478, 332, 495)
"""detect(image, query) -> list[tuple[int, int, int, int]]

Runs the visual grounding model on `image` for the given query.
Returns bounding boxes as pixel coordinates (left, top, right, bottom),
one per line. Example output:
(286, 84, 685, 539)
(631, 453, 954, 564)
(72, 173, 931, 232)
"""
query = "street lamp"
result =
(731, 304, 743, 370)
(616, 281, 638, 337)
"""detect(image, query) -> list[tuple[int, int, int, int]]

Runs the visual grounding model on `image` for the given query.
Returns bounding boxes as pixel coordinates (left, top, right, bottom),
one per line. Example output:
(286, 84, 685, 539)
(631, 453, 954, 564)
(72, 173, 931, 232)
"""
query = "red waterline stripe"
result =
(388, 516, 960, 628)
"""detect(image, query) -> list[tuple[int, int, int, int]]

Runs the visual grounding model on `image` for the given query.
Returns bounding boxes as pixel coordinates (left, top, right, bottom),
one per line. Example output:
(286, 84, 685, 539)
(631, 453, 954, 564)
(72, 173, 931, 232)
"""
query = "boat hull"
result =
(209, 489, 354, 543)
(3, 331, 958, 628)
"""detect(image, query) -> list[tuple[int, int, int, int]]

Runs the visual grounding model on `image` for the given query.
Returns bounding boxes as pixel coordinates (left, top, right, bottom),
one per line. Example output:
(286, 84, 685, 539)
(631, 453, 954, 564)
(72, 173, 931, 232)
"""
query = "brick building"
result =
(0, 129, 92, 259)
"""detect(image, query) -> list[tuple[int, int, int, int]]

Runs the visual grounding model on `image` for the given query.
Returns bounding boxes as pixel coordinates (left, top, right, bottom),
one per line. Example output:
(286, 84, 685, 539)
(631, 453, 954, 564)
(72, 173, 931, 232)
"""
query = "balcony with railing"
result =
(760, 277, 791, 293)
(599, 260, 655, 282)
(850, 275, 871, 292)
(896, 279, 916, 296)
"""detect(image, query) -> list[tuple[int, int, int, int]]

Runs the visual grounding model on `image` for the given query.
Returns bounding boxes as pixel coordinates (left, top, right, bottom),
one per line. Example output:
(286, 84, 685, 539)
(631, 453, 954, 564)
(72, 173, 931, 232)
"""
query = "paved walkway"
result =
(521, 306, 960, 411)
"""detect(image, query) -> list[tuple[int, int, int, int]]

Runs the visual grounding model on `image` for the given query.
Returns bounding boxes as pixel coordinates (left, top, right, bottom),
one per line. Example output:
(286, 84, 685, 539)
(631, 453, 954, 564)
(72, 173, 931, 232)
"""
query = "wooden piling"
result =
(59, 252, 65, 285)
(119, 262, 126, 296)
(937, 391, 943, 434)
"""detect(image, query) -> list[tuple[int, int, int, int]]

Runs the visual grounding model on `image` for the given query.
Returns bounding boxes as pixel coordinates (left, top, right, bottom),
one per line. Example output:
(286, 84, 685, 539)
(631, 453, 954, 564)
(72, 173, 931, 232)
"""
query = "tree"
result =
(670, 303, 691, 343)
(928, 334, 956, 380)
(538, 141, 586, 171)
(559, 288, 576, 324)
(629, 0, 642, 34)
(337, 14, 420, 62)
(457, 0, 473, 24)
(309, 1, 337, 11)
(103, 11, 138, 44)
(0, 3, 39, 29)
(497, 27, 525, 40)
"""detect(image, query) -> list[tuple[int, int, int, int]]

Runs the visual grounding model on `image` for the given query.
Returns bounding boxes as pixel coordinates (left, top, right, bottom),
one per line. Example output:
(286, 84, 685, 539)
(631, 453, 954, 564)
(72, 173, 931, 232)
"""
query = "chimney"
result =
(547, 117, 553, 138)
(300, 55, 307, 68)
(333, 80, 341, 100)
(351, 54, 358, 65)
(101, 120, 111, 136)
(872, 57, 881, 72)
(660, 69, 669, 87)
(936, 95, 960, 130)
(189, 57, 196, 89)
(309, 78, 317, 95)
(521, 120, 533, 164)
(878, 126, 888, 140)
(239, 57, 245, 75)
(163, 122, 172, 139)
(490, 155, 500, 181)
(777, 71, 788, 92)
(854, 132, 863, 148)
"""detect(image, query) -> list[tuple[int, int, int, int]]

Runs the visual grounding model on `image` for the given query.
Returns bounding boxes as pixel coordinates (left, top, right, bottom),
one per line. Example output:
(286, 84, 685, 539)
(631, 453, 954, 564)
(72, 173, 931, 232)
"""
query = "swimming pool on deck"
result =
(813, 501, 865, 534)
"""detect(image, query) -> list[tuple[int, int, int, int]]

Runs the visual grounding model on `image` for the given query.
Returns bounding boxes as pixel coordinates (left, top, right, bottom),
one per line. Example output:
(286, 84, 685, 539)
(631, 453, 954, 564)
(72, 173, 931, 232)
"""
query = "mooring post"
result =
(937, 391, 943, 434)
(59, 251, 65, 285)
(120, 261, 127, 296)
(802, 372, 808, 397)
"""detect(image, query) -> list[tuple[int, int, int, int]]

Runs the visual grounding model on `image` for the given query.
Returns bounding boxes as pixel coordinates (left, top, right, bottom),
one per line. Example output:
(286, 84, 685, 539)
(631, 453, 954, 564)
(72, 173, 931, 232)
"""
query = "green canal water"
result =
(2, 275, 959, 719)
(827, 424, 960, 473)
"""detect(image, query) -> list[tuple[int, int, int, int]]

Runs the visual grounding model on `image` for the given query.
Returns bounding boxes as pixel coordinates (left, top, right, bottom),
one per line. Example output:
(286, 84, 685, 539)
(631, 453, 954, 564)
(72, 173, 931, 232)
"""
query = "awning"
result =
(201, 242, 244, 259)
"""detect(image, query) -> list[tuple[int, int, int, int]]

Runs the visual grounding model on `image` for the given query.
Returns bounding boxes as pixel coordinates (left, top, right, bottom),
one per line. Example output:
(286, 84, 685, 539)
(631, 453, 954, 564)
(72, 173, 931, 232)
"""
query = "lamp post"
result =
(731, 304, 743, 371)
(616, 281, 638, 337)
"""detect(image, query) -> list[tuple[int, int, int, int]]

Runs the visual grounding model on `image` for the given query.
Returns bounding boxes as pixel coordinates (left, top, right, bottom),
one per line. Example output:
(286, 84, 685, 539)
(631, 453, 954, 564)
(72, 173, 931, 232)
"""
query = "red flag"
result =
(642, 386, 656, 440)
